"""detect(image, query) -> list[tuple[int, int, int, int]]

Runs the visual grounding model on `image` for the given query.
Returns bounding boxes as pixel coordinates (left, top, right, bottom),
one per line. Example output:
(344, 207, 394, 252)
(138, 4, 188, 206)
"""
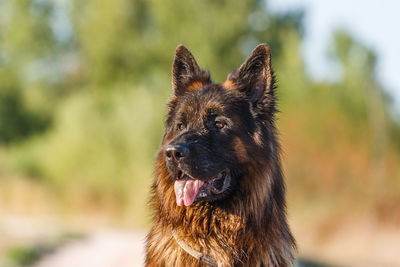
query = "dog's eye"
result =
(215, 121, 224, 129)
(177, 123, 186, 131)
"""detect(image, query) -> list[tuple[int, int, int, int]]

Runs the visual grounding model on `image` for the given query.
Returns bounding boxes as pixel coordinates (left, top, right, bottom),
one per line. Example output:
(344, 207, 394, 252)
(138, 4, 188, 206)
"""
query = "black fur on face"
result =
(147, 44, 296, 267)
(163, 44, 277, 203)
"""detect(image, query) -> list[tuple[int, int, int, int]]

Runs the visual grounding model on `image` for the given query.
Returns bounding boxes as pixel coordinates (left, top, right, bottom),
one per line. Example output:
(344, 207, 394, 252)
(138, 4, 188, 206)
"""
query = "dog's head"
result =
(161, 44, 277, 206)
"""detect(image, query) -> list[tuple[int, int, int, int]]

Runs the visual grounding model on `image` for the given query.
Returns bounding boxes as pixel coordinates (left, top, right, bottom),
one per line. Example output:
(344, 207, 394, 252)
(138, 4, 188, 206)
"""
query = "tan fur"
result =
(146, 44, 295, 266)
(253, 130, 264, 147)
(233, 137, 249, 163)
(222, 79, 235, 90)
(187, 81, 205, 91)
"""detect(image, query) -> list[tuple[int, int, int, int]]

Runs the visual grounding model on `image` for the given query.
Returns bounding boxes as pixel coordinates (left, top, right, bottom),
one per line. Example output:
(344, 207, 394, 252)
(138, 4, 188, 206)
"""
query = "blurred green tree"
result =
(0, 0, 399, 226)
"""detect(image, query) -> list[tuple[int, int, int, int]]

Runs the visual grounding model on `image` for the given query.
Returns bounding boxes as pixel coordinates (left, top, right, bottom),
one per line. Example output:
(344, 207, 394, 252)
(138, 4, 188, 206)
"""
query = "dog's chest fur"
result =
(146, 208, 285, 266)
(145, 44, 296, 266)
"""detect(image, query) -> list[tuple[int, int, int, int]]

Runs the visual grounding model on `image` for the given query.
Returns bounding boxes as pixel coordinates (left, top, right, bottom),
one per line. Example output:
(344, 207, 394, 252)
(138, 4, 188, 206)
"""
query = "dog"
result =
(145, 44, 296, 266)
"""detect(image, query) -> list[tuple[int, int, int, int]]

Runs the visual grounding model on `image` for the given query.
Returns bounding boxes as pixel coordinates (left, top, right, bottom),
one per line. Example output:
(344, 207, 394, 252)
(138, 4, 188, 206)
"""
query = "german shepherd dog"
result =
(145, 44, 296, 266)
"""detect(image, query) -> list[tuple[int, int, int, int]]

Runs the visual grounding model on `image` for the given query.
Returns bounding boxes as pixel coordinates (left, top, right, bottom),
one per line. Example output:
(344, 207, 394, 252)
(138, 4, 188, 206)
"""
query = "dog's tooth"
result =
(203, 183, 221, 194)
(222, 175, 231, 190)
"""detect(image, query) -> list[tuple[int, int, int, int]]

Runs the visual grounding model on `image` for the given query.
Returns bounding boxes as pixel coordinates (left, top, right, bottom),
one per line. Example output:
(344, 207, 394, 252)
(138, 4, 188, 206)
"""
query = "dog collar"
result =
(171, 229, 218, 267)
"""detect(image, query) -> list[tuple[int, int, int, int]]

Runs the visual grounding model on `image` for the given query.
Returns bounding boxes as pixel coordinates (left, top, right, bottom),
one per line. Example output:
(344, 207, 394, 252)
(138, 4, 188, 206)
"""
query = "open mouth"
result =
(174, 170, 231, 206)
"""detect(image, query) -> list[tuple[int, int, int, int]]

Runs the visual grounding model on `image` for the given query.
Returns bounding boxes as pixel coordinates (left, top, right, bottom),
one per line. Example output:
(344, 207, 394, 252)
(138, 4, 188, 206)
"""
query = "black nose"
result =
(165, 143, 189, 161)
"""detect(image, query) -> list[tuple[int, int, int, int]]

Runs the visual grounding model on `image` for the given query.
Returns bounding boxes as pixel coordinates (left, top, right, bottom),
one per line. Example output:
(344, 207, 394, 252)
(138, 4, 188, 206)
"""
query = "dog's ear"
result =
(226, 44, 276, 115)
(172, 45, 210, 96)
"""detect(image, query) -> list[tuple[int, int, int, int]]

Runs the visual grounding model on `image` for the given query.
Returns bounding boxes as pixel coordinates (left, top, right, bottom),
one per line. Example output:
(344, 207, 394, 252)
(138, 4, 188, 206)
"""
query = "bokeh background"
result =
(1, 0, 399, 266)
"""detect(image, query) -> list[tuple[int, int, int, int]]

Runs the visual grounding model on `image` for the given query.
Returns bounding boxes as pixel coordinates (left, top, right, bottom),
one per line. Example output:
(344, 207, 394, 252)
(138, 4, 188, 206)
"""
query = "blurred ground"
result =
(1, 216, 400, 267)
(292, 216, 400, 266)
(33, 224, 400, 267)
(33, 230, 145, 267)
(0, 216, 146, 267)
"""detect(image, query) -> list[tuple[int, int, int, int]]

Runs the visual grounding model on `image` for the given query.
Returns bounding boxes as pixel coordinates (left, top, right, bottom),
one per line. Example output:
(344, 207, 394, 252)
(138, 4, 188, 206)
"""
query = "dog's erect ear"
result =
(226, 44, 276, 114)
(172, 45, 210, 96)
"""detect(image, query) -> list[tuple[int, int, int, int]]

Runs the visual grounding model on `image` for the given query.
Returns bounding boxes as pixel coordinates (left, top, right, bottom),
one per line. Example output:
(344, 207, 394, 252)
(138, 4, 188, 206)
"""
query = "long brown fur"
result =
(145, 44, 296, 266)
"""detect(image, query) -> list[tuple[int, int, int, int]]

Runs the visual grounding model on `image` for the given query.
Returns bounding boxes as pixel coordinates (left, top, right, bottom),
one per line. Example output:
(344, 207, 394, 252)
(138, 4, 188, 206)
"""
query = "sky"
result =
(268, 0, 400, 114)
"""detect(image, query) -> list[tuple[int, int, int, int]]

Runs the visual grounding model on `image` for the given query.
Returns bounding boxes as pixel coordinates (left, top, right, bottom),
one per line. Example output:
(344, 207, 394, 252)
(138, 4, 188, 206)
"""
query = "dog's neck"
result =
(172, 228, 218, 266)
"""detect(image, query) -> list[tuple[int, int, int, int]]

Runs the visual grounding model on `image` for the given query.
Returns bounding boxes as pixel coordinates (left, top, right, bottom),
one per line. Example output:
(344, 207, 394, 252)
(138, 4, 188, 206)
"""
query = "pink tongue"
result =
(174, 179, 200, 206)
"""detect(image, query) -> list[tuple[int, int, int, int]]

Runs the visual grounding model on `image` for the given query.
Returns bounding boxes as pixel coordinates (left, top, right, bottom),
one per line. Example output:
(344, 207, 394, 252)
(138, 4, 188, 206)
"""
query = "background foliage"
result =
(1, 0, 399, 232)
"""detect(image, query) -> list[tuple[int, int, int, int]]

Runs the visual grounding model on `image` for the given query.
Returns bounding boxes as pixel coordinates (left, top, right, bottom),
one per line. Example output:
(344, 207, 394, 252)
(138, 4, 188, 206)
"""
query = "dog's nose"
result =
(165, 143, 189, 161)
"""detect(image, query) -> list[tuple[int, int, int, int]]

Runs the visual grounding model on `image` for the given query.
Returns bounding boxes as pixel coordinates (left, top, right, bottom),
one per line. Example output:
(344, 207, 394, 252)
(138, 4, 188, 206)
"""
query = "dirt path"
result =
(2, 215, 398, 267)
(33, 230, 146, 267)
(33, 224, 400, 267)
